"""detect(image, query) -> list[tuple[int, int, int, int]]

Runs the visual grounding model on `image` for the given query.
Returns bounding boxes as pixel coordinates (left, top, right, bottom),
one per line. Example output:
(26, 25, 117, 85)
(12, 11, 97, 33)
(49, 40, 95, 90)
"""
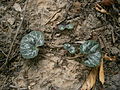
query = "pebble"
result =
(110, 47, 120, 55)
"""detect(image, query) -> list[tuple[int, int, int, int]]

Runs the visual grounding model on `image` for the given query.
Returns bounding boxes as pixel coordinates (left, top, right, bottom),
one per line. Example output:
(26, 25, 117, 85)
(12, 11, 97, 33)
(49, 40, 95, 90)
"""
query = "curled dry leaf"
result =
(99, 59, 105, 85)
(95, 3, 109, 14)
(81, 67, 98, 90)
(103, 53, 116, 61)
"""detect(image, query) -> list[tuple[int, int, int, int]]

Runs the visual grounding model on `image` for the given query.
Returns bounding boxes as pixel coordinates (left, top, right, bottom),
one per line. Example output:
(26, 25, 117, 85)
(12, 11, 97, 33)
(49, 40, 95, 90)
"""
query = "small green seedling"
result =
(80, 40, 102, 67)
(63, 40, 102, 67)
(65, 24, 74, 30)
(20, 31, 44, 59)
(58, 24, 74, 31)
(58, 24, 65, 31)
(63, 43, 76, 54)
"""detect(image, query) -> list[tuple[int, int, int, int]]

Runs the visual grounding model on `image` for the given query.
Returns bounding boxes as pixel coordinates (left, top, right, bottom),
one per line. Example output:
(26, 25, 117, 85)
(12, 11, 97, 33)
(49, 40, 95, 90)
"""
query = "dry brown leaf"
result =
(99, 59, 105, 85)
(103, 53, 116, 61)
(81, 67, 98, 90)
(95, 3, 109, 14)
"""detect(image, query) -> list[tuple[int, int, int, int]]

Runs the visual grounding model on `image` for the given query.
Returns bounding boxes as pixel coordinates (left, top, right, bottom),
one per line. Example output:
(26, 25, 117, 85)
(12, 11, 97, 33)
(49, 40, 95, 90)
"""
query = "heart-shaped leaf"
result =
(64, 43, 76, 54)
(20, 31, 44, 59)
(80, 40, 102, 67)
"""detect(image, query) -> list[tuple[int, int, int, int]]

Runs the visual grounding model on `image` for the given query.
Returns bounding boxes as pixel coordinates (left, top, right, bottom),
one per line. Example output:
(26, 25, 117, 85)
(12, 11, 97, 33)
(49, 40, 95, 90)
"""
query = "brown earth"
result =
(0, 0, 120, 90)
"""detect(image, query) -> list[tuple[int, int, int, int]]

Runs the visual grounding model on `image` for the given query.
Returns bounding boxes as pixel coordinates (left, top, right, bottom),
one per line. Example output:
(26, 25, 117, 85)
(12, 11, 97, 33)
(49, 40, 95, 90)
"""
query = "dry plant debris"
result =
(81, 59, 105, 89)
(99, 59, 105, 85)
(81, 67, 98, 90)
(95, 3, 109, 14)
(103, 53, 116, 61)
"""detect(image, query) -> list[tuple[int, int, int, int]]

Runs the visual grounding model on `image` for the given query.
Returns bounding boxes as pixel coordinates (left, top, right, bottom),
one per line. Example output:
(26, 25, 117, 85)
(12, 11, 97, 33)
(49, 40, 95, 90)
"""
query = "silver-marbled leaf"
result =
(64, 43, 76, 54)
(80, 40, 102, 67)
(20, 31, 44, 59)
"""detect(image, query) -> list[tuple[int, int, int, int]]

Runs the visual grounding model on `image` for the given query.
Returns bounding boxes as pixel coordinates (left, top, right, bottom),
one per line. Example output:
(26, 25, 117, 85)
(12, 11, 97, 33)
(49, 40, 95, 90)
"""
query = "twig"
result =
(5, 21, 13, 42)
(44, 9, 62, 25)
(111, 28, 115, 43)
(66, 54, 84, 60)
(0, 76, 9, 90)
(9, 85, 27, 90)
(0, 0, 29, 70)
(0, 48, 7, 57)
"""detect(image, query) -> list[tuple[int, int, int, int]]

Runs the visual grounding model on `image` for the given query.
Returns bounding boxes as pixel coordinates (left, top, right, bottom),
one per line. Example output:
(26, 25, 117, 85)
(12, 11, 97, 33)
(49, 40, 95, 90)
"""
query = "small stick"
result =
(111, 28, 115, 43)
(0, 48, 7, 57)
(0, 0, 29, 70)
(45, 9, 62, 25)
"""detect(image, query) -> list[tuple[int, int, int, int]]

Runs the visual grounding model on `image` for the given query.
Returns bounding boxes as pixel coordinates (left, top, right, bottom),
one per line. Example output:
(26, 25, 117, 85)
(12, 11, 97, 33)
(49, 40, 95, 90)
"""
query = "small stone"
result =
(7, 17, 15, 25)
(119, 17, 120, 23)
(13, 3, 22, 12)
(111, 73, 120, 82)
(111, 47, 120, 55)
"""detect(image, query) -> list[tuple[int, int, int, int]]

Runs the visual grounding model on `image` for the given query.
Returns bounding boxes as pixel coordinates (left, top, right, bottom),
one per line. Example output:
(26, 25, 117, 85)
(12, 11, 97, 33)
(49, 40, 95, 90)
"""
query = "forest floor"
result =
(0, 0, 120, 90)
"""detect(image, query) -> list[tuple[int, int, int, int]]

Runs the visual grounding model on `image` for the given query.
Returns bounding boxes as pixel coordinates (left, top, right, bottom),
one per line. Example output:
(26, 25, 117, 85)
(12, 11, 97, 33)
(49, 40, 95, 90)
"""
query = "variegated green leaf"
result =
(64, 43, 76, 54)
(20, 31, 44, 59)
(65, 24, 74, 30)
(80, 40, 102, 67)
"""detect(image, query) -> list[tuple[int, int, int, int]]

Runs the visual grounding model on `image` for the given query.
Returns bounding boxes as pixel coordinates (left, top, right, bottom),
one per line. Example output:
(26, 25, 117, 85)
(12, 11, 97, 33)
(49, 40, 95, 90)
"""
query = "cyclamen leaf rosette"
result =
(80, 40, 102, 67)
(58, 24, 74, 31)
(63, 43, 76, 54)
(20, 31, 44, 59)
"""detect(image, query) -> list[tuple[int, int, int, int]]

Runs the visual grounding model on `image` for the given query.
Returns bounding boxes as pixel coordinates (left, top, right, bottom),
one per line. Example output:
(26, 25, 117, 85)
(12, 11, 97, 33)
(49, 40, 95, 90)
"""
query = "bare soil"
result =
(0, 0, 120, 90)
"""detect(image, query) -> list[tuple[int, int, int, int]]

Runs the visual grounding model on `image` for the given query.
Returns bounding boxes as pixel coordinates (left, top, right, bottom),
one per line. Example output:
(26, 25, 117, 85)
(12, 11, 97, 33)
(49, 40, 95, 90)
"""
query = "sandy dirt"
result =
(0, 0, 120, 90)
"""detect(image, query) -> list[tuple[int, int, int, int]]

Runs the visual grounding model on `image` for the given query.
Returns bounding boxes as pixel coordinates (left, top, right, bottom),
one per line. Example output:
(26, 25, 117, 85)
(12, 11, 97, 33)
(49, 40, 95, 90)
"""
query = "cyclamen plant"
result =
(79, 40, 102, 67)
(58, 23, 74, 31)
(63, 40, 102, 67)
(63, 43, 76, 54)
(20, 31, 44, 59)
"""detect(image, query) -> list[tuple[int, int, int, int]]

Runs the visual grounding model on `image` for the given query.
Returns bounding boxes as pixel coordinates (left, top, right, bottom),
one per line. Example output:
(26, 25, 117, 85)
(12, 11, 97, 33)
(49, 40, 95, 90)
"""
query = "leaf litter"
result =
(0, 0, 120, 90)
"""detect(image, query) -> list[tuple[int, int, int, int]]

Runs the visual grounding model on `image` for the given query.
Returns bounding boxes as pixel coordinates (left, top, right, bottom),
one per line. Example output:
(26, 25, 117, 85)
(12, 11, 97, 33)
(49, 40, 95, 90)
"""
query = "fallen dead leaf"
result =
(45, 9, 62, 25)
(103, 53, 116, 61)
(95, 3, 109, 14)
(81, 67, 98, 90)
(99, 59, 105, 85)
